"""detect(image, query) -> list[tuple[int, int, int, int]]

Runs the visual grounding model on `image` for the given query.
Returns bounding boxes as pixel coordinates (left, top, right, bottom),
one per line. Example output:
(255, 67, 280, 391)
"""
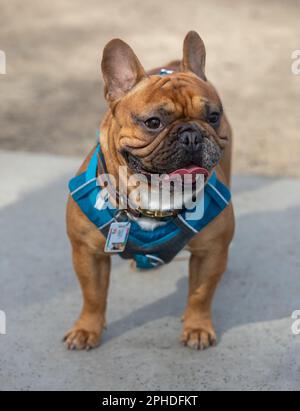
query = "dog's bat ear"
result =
(101, 39, 147, 102)
(182, 31, 207, 81)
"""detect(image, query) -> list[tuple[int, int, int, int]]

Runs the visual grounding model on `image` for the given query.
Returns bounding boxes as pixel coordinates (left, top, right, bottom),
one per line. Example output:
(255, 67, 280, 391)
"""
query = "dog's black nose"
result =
(178, 125, 202, 152)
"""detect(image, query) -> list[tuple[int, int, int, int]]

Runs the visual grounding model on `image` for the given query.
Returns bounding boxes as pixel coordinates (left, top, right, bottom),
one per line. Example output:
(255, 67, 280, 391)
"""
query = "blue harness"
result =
(69, 143, 231, 269)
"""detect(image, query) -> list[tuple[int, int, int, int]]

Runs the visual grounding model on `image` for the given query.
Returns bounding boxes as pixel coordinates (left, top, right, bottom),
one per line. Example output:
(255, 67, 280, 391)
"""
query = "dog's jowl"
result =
(64, 31, 235, 351)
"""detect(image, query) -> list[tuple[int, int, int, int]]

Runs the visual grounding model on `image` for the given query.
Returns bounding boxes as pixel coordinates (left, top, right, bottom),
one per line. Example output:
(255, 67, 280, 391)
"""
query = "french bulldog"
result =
(64, 31, 235, 350)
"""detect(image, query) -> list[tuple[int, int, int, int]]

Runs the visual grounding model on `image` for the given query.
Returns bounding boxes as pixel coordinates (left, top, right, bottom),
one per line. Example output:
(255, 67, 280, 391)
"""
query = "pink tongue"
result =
(169, 166, 209, 179)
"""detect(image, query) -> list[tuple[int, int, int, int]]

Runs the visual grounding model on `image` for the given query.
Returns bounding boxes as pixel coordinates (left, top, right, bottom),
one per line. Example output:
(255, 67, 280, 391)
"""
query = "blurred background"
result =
(1, 0, 300, 176)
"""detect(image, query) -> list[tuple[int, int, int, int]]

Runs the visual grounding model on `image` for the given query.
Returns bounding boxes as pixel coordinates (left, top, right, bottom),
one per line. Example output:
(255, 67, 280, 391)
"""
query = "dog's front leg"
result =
(181, 245, 229, 350)
(64, 244, 110, 350)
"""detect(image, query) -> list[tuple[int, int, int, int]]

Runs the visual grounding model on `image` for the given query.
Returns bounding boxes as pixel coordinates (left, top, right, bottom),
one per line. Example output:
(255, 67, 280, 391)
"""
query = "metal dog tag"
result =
(105, 222, 131, 253)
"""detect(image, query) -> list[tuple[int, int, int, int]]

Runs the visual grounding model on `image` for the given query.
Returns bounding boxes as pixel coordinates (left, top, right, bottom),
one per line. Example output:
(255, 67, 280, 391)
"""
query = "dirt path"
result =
(1, 0, 300, 176)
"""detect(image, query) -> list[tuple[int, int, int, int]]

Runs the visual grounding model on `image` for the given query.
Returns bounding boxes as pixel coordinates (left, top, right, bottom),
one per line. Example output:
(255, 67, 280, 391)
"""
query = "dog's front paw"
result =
(63, 324, 103, 351)
(181, 317, 217, 351)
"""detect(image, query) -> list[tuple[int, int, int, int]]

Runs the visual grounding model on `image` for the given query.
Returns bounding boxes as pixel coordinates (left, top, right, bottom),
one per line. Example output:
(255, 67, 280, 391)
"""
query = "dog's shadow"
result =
(104, 179, 300, 343)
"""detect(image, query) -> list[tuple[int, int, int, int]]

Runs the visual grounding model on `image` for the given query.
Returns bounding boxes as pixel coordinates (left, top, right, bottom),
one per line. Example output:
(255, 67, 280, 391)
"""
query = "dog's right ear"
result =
(101, 39, 147, 102)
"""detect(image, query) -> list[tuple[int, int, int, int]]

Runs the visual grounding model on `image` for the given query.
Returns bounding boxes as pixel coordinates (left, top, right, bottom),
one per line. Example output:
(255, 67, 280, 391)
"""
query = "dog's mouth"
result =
(122, 151, 210, 183)
(168, 166, 209, 181)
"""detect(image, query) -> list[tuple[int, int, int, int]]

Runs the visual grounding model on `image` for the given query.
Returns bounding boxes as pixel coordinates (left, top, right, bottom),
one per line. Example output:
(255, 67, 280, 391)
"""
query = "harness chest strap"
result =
(69, 143, 231, 269)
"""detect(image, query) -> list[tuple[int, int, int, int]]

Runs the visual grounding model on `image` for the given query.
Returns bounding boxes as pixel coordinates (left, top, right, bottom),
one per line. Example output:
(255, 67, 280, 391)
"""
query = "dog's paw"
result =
(63, 327, 102, 351)
(181, 321, 217, 351)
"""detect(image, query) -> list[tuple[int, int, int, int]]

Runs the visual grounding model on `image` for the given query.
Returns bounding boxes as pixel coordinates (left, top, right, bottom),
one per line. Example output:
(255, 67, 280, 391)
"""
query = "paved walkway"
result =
(0, 150, 299, 390)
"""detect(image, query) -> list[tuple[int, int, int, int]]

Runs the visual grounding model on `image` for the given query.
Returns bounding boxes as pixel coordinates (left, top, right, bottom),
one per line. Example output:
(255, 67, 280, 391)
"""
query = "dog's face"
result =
(101, 31, 229, 181)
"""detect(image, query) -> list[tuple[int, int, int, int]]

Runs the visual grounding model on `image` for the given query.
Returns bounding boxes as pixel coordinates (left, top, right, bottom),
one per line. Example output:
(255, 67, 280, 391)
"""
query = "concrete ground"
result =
(0, 149, 299, 391)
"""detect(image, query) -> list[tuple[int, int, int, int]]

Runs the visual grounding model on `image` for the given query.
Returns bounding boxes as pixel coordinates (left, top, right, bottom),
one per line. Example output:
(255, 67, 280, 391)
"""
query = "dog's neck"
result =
(98, 126, 206, 229)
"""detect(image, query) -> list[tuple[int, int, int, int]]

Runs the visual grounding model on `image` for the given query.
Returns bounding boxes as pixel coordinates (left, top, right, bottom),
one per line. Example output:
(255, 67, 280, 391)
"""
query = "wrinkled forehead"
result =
(122, 72, 221, 117)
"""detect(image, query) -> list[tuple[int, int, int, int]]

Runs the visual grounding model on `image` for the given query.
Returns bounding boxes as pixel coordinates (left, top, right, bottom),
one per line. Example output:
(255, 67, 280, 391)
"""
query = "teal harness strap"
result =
(69, 143, 231, 269)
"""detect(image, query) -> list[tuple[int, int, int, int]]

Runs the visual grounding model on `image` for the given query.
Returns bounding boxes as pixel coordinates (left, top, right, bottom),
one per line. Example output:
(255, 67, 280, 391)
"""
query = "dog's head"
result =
(100, 31, 229, 185)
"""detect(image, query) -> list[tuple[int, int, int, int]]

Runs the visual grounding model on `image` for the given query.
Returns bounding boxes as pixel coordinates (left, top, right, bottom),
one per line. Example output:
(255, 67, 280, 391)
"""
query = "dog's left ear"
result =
(182, 31, 207, 81)
(101, 38, 147, 102)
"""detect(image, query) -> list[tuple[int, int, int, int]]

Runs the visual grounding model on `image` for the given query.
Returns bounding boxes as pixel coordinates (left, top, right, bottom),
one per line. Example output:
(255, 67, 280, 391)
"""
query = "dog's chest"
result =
(129, 215, 167, 231)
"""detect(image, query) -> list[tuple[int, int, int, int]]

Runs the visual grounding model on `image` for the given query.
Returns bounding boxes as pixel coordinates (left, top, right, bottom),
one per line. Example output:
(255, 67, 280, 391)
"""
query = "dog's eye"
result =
(144, 117, 162, 130)
(208, 111, 220, 126)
